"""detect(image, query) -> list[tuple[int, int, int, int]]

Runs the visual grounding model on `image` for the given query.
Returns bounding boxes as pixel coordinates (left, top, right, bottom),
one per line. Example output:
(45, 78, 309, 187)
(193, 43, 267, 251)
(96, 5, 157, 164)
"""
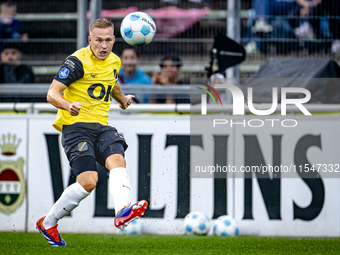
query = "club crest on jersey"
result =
(0, 133, 25, 215)
(59, 68, 70, 79)
(78, 142, 88, 152)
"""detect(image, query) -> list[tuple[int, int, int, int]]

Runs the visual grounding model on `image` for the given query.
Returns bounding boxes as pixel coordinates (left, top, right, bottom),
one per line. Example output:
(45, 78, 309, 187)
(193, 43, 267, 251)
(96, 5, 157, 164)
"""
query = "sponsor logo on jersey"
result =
(64, 59, 75, 71)
(90, 73, 98, 78)
(0, 133, 25, 215)
(59, 68, 70, 79)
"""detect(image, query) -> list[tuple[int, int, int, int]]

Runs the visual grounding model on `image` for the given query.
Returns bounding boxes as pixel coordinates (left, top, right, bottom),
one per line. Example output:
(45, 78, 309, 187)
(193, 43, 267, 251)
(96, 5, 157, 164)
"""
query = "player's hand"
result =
(68, 101, 81, 116)
(119, 95, 135, 110)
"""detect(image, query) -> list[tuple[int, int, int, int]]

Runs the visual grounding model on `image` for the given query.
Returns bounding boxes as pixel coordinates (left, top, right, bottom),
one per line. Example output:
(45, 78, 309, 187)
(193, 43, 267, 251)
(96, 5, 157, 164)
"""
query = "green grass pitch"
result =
(0, 232, 340, 254)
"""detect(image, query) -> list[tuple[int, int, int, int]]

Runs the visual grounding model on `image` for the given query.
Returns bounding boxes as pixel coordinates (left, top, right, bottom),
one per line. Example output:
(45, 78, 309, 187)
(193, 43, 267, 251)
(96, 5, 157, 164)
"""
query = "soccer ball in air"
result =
(120, 12, 156, 47)
(184, 211, 211, 235)
(118, 219, 143, 235)
(213, 215, 239, 237)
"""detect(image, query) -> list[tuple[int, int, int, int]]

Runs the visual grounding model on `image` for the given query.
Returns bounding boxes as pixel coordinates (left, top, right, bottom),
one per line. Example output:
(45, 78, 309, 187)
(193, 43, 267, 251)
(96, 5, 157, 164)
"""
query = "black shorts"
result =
(61, 122, 128, 168)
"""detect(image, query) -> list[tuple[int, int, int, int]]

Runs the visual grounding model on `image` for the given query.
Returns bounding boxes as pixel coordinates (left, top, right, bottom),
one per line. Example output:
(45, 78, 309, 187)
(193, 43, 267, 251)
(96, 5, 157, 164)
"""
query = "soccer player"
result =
(36, 18, 148, 247)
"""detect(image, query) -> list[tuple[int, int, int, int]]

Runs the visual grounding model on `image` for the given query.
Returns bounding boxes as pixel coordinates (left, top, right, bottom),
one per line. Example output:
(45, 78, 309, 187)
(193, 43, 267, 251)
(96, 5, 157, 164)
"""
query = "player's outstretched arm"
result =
(111, 81, 135, 110)
(47, 79, 81, 116)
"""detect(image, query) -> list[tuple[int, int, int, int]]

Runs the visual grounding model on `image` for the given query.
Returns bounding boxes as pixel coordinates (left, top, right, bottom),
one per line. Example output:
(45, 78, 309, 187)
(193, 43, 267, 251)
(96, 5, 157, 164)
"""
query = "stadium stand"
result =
(1, 0, 339, 98)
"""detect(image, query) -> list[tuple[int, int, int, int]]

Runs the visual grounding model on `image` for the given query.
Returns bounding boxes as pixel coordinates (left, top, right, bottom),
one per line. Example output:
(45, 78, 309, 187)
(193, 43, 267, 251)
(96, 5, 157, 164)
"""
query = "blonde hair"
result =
(89, 18, 114, 34)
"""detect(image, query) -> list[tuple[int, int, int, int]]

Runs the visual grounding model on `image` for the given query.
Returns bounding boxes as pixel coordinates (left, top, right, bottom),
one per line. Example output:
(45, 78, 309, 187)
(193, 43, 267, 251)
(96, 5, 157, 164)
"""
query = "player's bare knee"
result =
(77, 171, 98, 192)
(115, 156, 126, 167)
(105, 154, 126, 169)
(81, 179, 97, 192)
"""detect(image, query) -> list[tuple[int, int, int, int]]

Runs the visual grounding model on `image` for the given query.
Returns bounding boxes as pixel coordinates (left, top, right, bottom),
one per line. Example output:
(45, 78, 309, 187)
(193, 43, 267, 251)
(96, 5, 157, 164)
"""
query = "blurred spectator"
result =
(244, 0, 323, 54)
(0, 43, 34, 83)
(0, 1, 28, 41)
(150, 54, 189, 104)
(305, 0, 340, 54)
(294, 0, 324, 41)
(250, 0, 297, 33)
(245, 0, 295, 54)
(118, 48, 152, 103)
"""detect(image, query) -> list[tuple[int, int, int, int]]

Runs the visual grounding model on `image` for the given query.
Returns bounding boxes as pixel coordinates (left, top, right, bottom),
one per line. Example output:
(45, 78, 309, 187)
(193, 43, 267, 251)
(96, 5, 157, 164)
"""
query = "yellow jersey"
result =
(52, 46, 121, 132)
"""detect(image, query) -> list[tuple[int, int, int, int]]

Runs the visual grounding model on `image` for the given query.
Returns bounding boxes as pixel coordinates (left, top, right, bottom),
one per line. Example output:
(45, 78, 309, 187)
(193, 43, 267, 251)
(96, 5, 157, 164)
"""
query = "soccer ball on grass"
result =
(213, 215, 239, 237)
(184, 211, 210, 235)
(120, 11, 156, 47)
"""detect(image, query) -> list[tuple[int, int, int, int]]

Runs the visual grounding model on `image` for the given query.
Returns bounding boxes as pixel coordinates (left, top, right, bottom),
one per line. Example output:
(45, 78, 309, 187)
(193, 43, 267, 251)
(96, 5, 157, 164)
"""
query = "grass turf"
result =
(0, 232, 340, 255)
